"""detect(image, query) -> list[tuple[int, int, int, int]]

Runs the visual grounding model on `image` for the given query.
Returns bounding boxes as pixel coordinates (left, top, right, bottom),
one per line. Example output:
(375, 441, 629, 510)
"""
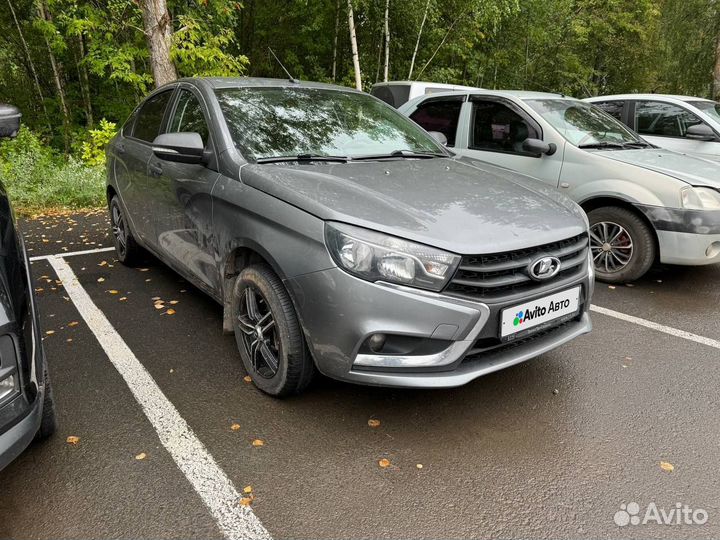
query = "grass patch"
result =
(0, 129, 105, 214)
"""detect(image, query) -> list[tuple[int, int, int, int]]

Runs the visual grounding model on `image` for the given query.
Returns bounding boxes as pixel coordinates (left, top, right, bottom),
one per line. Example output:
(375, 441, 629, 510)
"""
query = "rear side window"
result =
(635, 100, 702, 138)
(133, 90, 173, 142)
(371, 85, 411, 108)
(410, 100, 463, 146)
(470, 100, 539, 155)
(594, 101, 624, 122)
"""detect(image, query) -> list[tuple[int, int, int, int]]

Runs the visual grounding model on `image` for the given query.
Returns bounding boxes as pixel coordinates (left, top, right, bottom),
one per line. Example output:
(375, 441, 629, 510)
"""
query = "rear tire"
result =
(109, 195, 143, 266)
(35, 366, 57, 441)
(588, 206, 656, 283)
(231, 264, 314, 397)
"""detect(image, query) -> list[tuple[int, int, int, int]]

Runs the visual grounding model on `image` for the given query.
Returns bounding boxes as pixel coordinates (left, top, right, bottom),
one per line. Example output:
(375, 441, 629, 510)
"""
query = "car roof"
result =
(178, 76, 363, 93)
(585, 93, 716, 104)
(371, 81, 477, 89)
(405, 88, 573, 101)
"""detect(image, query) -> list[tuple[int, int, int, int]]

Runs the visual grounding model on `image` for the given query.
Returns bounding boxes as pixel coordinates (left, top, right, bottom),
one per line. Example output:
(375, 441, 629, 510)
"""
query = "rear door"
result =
(114, 88, 175, 248)
(151, 85, 221, 293)
(459, 96, 564, 187)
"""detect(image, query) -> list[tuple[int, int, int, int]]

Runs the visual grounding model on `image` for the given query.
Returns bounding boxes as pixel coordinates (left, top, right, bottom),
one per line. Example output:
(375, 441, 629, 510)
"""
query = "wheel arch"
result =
(579, 196, 660, 263)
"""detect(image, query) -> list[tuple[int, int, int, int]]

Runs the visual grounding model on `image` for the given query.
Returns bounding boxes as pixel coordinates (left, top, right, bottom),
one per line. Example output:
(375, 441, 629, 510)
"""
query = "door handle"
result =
(148, 163, 163, 177)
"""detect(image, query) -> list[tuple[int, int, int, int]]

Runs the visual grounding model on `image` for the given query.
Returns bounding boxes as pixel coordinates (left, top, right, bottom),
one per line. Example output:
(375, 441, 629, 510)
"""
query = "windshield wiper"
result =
(255, 153, 349, 164)
(577, 141, 625, 150)
(353, 149, 448, 161)
(621, 141, 652, 148)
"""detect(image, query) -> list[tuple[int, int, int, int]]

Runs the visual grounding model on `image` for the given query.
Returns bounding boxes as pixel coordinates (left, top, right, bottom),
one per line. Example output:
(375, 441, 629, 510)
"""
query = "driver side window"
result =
(470, 100, 539, 156)
(169, 89, 210, 145)
(635, 101, 703, 138)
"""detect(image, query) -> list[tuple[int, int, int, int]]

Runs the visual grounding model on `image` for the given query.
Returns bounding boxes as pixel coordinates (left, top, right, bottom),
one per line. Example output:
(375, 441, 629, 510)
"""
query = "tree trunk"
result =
(714, 34, 720, 100)
(332, 0, 340, 81)
(139, 0, 177, 87)
(6, 0, 48, 122)
(347, 0, 362, 90)
(408, 0, 430, 80)
(77, 35, 93, 127)
(383, 0, 390, 82)
(38, 1, 71, 152)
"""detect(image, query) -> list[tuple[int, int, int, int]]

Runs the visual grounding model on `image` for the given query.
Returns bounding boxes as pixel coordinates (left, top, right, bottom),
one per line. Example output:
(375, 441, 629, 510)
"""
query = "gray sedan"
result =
(106, 78, 593, 396)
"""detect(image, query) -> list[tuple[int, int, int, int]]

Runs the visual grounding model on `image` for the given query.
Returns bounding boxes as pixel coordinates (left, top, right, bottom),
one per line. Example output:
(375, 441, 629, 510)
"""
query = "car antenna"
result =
(268, 47, 299, 84)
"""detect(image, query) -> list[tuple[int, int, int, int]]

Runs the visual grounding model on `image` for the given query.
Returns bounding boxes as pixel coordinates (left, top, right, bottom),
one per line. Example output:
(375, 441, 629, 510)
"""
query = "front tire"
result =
(588, 206, 656, 283)
(35, 366, 57, 441)
(231, 264, 314, 397)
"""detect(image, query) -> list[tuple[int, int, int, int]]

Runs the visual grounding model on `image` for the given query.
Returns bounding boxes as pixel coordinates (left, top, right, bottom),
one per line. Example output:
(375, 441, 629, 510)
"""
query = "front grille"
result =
(445, 233, 588, 302)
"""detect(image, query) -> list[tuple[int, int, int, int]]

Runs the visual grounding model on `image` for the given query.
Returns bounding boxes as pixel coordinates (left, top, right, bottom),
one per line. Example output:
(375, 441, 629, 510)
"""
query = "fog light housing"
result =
(367, 333, 387, 353)
(0, 374, 17, 401)
(706, 241, 720, 259)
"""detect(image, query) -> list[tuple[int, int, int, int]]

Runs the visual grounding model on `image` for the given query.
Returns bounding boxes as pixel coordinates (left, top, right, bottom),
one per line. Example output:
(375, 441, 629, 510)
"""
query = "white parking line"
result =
(30, 246, 115, 262)
(46, 255, 271, 540)
(590, 304, 720, 350)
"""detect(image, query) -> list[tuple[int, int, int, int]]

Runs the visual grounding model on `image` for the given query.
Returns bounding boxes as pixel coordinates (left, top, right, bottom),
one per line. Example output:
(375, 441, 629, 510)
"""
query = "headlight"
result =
(325, 222, 461, 291)
(681, 187, 720, 210)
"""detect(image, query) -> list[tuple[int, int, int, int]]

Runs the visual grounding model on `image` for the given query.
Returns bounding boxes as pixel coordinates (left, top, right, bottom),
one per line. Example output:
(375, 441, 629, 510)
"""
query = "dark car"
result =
(0, 104, 56, 471)
(106, 78, 592, 397)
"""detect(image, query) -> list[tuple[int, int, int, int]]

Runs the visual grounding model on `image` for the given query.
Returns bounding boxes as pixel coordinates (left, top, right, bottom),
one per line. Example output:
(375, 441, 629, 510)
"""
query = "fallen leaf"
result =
(97, 277, 105, 283)
(165, 309, 176, 315)
(66, 338, 73, 343)
(608, 285, 616, 290)
(66, 436, 80, 445)
(368, 418, 381, 428)
(135, 452, 147, 460)
(252, 439, 264, 447)
(416, 463, 423, 469)
(378, 458, 390, 468)
(660, 461, 674, 472)
(45, 330, 55, 335)
(119, 297, 127, 301)
(231, 423, 241, 431)
(243, 485, 253, 494)
(239, 496, 254, 506)
(152, 296, 161, 301)
(243, 375, 252, 383)
(169, 300, 179, 305)
(108, 289, 119, 294)
(68, 321, 79, 327)
(139, 268, 149, 272)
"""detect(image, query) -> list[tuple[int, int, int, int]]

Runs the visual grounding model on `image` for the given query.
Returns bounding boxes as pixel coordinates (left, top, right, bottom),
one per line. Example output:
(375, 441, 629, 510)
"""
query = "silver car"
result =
(107, 78, 592, 396)
(400, 90, 720, 283)
(586, 94, 720, 162)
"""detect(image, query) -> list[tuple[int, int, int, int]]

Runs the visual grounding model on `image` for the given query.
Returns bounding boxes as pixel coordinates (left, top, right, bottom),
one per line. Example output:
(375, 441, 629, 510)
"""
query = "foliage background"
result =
(0, 0, 718, 209)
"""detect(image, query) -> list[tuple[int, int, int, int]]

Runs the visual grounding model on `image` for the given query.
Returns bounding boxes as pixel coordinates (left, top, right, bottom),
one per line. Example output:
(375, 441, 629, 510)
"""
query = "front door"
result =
(150, 87, 221, 294)
(633, 100, 720, 161)
(459, 97, 565, 187)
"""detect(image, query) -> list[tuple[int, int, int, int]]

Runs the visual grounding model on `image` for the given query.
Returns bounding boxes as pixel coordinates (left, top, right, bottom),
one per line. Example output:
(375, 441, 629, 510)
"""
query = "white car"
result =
(399, 90, 720, 283)
(371, 81, 479, 108)
(585, 94, 720, 162)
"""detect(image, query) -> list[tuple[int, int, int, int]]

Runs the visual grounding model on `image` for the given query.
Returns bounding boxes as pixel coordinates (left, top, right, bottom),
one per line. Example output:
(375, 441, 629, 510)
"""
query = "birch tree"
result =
(347, 0, 362, 90)
(408, 0, 430, 80)
(383, 0, 390, 82)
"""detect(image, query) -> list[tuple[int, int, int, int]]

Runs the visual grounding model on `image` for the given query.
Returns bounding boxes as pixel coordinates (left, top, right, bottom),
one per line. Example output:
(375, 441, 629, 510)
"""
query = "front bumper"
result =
(0, 390, 42, 471)
(286, 267, 592, 388)
(637, 205, 720, 265)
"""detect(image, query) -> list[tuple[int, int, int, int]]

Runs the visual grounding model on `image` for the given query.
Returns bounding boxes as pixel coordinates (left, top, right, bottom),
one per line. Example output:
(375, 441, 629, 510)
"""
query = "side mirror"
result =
(522, 138, 557, 156)
(686, 124, 715, 141)
(427, 130, 448, 146)
(152, 132, 205, 164)
(0, 104, 21, 139)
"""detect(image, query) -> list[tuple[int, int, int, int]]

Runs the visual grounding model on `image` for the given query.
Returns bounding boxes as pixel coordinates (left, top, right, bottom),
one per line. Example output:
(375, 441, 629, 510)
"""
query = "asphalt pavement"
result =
(1, 211, 719, 539)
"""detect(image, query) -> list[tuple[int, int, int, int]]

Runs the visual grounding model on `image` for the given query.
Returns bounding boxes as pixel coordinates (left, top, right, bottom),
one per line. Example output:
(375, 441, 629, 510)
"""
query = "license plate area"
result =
(500, 286, 581, 339)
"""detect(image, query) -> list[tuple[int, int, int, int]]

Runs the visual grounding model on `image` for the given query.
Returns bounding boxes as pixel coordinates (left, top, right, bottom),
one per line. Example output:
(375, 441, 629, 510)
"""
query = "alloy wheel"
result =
(111, 203, 127, 258)
(590, 221, 634, 274)
(236, 286, 280, 379)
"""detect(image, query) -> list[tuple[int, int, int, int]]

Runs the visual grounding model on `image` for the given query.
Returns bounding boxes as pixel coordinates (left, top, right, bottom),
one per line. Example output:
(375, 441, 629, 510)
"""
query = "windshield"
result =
(526, 99, 642, 147)
(689, 100, 720, 122)
(216, 87, 445, 161)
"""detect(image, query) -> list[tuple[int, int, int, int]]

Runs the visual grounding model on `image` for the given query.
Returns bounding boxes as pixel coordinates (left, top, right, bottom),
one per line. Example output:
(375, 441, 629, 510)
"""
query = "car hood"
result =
(240, 157, 587, 254)
(597, 148, 720, 188)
